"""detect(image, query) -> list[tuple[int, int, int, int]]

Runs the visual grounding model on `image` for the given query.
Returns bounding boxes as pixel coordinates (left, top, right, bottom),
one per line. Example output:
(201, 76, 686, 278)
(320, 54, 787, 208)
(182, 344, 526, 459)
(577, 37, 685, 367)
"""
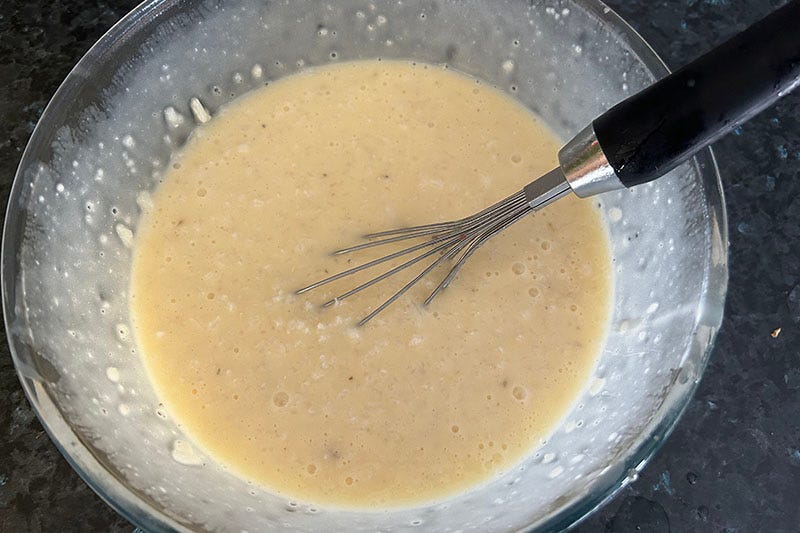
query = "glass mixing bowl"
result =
(2, 0, 727, 530)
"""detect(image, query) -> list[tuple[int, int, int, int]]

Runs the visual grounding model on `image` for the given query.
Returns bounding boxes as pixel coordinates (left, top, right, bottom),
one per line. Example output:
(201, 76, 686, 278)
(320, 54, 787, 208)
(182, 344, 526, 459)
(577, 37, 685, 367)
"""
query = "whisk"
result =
(298, 0, 800, 325)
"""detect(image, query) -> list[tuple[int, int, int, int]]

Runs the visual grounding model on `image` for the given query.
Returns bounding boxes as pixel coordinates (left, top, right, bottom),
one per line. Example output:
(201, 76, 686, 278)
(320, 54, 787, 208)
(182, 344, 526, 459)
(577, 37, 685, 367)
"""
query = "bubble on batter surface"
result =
(273, 391, 289, 407)
(512, 386, 527, 401)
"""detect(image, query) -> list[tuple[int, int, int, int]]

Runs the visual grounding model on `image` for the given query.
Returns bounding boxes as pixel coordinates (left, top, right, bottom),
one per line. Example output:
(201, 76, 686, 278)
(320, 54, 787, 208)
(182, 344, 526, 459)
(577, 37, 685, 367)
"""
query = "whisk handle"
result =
(588, 0, 800, 190)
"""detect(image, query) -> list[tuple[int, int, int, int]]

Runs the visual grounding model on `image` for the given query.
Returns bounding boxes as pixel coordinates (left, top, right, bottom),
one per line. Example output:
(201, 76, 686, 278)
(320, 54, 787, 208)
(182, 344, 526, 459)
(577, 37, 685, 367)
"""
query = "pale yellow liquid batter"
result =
(131, 60, 611, 508)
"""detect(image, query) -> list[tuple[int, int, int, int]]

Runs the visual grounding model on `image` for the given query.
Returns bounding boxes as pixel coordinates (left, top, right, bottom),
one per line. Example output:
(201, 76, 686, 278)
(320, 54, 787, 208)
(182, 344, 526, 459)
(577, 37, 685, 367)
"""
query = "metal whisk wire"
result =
(296, 189, 534, 326)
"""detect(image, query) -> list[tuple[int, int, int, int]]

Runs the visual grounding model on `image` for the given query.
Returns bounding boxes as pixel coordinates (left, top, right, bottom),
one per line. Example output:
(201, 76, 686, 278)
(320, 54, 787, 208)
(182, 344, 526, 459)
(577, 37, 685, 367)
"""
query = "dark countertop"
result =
(1, 0, 798, 531)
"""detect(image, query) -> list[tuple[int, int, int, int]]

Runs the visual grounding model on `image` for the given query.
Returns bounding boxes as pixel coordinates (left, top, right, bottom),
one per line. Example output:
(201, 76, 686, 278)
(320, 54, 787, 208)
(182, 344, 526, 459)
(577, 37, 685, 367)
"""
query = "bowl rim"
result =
(2, 0, 728, 531)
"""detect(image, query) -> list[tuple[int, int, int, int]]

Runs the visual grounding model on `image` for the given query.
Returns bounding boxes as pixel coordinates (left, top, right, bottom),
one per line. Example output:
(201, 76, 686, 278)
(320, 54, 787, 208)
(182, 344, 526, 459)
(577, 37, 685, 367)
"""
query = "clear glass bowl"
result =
(2, 0, 727, 531)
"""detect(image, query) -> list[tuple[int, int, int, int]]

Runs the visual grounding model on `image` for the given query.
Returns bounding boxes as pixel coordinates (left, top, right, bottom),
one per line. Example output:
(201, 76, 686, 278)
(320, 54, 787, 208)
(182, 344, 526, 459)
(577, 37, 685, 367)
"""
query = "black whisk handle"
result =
(593, 0, 800, 188)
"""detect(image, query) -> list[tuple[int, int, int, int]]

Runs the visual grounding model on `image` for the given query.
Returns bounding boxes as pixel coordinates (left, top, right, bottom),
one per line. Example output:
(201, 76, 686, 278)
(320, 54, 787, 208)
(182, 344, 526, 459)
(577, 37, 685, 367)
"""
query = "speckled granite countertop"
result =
(1, 0, 798, 531)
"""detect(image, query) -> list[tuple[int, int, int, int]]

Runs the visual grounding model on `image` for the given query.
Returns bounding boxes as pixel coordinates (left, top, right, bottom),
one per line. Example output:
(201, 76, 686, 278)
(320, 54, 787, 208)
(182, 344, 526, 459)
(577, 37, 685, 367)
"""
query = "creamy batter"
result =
(131, 60, 611, 508)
